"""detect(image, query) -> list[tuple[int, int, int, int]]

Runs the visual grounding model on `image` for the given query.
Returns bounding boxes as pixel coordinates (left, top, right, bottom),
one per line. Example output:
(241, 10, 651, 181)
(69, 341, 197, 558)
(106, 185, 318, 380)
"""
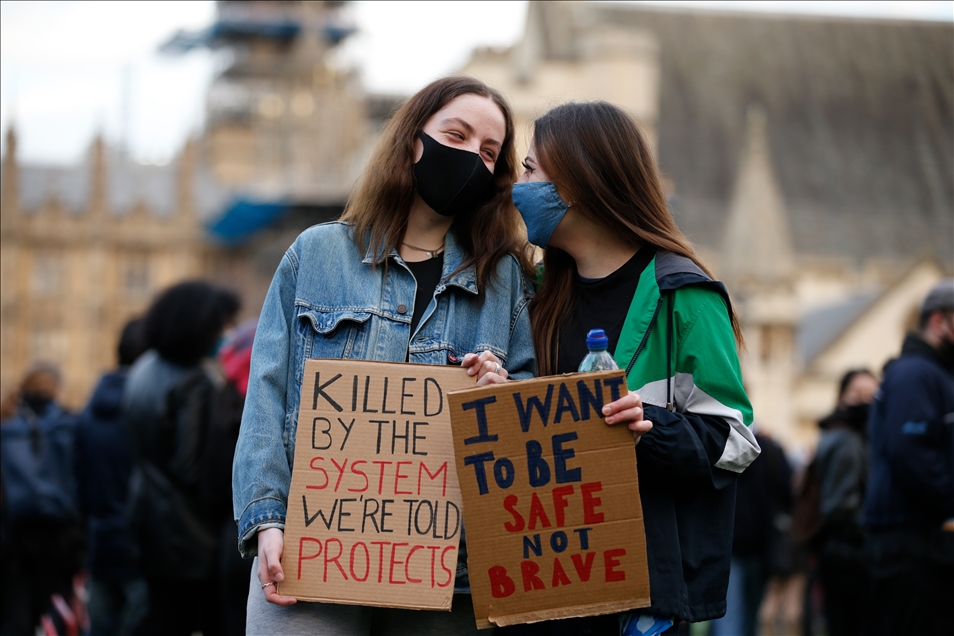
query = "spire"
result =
(176, 136, 196, 218)
(2, 125, 19, 222)
(90, 133, 107, 217)
(721, 105, 795, 289)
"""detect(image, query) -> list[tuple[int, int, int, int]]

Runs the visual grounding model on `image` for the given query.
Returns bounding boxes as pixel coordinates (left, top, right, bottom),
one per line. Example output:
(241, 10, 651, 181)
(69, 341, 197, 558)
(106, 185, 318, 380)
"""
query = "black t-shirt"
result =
(405, 253, 444, 337)
(555, 247, 656, 375)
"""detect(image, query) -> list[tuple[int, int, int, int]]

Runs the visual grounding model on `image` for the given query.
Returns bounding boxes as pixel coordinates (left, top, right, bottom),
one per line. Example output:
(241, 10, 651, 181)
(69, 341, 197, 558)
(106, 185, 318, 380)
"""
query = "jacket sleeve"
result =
(880, 361, 954, 516)
(636, 289, 759, 490)
(232, 246, 300, 557)
(505, 270, 537, 381)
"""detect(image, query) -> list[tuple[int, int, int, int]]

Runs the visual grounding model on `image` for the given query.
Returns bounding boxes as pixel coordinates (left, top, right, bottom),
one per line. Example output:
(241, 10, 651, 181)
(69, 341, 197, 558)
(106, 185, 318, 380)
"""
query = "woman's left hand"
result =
(603, 392, 653, 443)
(462, 351, 509, 386)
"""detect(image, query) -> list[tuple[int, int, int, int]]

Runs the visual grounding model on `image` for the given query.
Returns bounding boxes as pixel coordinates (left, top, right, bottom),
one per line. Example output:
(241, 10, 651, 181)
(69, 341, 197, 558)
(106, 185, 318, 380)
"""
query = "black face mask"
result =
(842, 403, 871, 432)
(413, 132, 494, 216)
(938, 338, 954, 372)
(22, 392, 52, 417)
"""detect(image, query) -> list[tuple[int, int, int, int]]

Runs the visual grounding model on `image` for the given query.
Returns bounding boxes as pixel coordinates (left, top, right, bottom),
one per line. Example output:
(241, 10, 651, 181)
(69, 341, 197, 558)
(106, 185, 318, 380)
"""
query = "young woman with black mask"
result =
(232, 76, 536, 634)
(480, 101, 759, 636)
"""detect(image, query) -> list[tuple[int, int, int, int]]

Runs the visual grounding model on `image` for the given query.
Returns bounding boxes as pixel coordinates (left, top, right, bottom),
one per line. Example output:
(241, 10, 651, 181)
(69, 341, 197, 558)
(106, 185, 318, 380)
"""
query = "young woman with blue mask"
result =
(499, 101, 759, 636)
(232, 76, 536, 634)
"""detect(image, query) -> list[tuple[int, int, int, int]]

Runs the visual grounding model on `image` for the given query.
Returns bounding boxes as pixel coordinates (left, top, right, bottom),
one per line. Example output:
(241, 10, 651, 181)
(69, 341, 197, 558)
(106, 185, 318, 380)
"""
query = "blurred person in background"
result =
(233, 75, 536, 635)
(200, 318, 257, 636)
(710, 429, 794, 636)
(811, 369, 878, 636)
(75, 318, 148, 636)
(123, 280, 240, 636)
(863, 279, 954, 635)
(0, 364, 85, 636)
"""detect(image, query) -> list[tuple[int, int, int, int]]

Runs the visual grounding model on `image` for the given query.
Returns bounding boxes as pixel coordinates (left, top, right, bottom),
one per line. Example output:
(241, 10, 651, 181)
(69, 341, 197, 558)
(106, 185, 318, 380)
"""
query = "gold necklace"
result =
(402, 241, 444, 259)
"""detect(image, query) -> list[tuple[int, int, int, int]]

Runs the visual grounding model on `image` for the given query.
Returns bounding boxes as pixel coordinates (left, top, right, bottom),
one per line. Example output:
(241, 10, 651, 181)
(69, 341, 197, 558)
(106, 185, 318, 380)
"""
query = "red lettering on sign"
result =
(489, 565, 516, 598)
(370, 541, 389, 583)
(520, 560, 545, 592)
(323, 538, 348, 582)
(298, 537, 322, 579)
(348, 460, 369, 492)
(388, 542, 408, 584)
(551, 557, 572, 587)
(438, 545, 455, 588)
(307, 457, 329, 489)
(503, 494, 525, 532)
(427, 545, 441, 588)
(581, 482, 605, 524)
(330, 457, 348, 491)
(551, 485, 574, 527)
(527, 492, 552, 530)
(418, 461, 448, 497)
(372, 460, 393, 495)
(394, 461, 413, 495)
(571, 551, 595, 582)
(349, 541, 370, 582)
(603, 548, 626, 582)
(406, 545, 424, 584)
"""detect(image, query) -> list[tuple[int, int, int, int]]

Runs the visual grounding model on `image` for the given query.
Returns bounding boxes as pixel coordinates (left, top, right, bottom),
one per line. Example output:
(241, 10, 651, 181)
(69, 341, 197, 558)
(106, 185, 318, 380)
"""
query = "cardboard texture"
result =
(280, 359, 475, 610)
(448, 371, 650, 628)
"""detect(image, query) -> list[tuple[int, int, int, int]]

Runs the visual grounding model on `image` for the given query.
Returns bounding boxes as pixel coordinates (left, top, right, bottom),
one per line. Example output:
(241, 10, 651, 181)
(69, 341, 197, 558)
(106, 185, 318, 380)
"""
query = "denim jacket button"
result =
(397, 304, 408, 314)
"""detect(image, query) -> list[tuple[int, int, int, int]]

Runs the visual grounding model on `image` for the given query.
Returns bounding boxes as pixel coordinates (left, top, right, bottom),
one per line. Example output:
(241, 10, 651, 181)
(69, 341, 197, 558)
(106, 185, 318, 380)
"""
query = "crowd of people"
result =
(0, 75, 950, 636)
(1, 281, 255, 636)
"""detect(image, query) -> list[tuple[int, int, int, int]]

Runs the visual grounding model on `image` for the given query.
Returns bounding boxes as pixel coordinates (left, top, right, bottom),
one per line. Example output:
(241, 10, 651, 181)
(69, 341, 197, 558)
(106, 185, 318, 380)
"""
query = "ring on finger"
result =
(494, 363, 502, 375)
(261, 581, 276, 590)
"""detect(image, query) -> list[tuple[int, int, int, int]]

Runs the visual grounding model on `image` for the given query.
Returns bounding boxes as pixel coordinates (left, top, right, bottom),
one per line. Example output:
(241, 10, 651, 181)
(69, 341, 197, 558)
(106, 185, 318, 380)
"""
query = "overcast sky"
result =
(1, 0, 950, 165)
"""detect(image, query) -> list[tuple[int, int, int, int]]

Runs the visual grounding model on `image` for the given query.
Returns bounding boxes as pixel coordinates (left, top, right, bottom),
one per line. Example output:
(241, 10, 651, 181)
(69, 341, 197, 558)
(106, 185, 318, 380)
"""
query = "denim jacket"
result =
(232, 221, 535, 565)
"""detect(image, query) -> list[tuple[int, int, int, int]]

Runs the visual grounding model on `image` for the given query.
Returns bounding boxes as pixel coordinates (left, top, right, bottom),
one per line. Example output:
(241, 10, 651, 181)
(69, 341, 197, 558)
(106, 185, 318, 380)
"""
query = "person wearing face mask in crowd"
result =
(1, 364, 85, 636)
(810, 369, 878, 636)
(862, 279, 954, 635)
(232, 76, 537, 635)
(481, 101, 758, 636)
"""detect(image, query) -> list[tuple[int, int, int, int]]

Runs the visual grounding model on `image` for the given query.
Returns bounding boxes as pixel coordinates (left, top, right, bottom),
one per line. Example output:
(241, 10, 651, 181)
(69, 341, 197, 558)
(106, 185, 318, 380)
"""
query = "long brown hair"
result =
(529, 101, 745, 375)
(342, 76, 533, 288)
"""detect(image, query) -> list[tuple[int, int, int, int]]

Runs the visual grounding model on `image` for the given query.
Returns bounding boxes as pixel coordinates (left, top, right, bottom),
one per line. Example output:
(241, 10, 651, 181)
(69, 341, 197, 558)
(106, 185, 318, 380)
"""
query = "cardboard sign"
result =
(280, 359, 475, 610)
(449, 371, 650, 628)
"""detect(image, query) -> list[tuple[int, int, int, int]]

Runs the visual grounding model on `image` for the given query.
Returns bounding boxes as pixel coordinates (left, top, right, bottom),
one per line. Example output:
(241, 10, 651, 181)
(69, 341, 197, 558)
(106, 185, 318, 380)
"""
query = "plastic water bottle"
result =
(578, 328, 619, 372)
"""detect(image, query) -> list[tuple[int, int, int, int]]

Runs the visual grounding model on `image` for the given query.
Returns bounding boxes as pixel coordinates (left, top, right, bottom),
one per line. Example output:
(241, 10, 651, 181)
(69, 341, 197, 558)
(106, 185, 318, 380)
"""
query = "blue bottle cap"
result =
(586, 328, 609, 349)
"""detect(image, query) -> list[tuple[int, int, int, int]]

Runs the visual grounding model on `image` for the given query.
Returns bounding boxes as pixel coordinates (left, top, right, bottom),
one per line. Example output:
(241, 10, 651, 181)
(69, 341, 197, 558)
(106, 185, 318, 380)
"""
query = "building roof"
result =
(797, 289, 881, 363)
(550, 3, 953, 266)
(14, 154, 179, 216)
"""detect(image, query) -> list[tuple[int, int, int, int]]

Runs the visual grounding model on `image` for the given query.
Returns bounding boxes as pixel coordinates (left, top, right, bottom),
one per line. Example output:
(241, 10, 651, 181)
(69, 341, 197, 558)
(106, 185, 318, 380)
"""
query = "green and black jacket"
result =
(614, 251, 759, 622)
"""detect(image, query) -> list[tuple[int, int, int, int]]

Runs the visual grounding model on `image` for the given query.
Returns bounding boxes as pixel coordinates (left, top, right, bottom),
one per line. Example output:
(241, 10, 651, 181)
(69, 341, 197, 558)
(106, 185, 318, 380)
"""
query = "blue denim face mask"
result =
(511, 181, 570, 249)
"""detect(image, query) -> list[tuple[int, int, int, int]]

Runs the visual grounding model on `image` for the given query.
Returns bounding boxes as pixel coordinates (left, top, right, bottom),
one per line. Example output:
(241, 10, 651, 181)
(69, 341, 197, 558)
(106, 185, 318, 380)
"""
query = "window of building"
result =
(31, 253, 64, 297)
(123, 254, 151, 298)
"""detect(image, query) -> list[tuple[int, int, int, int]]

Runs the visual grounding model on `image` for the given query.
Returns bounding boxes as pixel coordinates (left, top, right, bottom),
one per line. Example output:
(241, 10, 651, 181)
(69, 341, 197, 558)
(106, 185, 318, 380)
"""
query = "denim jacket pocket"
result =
(295, 307, 373, 384)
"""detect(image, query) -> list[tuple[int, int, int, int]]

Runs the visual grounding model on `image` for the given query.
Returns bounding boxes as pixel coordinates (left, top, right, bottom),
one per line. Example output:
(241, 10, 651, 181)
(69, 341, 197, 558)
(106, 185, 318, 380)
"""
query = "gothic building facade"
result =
(2, 2, 950, 452)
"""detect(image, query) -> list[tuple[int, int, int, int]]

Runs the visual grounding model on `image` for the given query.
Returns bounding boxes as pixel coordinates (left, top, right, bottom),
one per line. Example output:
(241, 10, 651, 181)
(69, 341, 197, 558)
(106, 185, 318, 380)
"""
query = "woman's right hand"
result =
(462, 351, 509, 385)
(258, 527, 297, 606)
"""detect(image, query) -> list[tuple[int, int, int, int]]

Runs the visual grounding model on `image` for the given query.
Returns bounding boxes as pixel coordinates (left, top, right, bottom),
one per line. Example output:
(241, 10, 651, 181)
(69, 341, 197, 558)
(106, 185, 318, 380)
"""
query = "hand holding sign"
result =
(602, 391, 654, 439)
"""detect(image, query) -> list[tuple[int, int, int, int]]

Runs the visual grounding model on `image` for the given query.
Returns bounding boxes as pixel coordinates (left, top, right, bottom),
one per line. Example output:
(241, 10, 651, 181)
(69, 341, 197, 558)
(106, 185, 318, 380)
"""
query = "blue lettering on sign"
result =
(513, 385, 555, 433)
(462, 396, 499, 445)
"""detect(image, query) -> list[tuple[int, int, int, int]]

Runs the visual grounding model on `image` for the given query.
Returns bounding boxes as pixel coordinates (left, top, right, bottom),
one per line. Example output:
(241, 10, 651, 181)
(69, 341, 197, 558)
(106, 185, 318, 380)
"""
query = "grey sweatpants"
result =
(245, 557, 490, 635)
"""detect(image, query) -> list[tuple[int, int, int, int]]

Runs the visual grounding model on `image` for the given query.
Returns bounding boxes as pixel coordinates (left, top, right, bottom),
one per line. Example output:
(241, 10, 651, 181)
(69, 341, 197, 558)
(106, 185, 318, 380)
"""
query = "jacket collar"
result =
(361, 228, 479, 295)
(900, 333, 954, 373)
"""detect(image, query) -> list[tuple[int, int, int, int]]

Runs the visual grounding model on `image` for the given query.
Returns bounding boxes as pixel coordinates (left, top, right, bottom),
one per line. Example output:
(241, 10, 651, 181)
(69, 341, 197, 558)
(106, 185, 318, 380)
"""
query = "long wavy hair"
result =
(342, 76, 533, 288)
(529, 101, 745, 375)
